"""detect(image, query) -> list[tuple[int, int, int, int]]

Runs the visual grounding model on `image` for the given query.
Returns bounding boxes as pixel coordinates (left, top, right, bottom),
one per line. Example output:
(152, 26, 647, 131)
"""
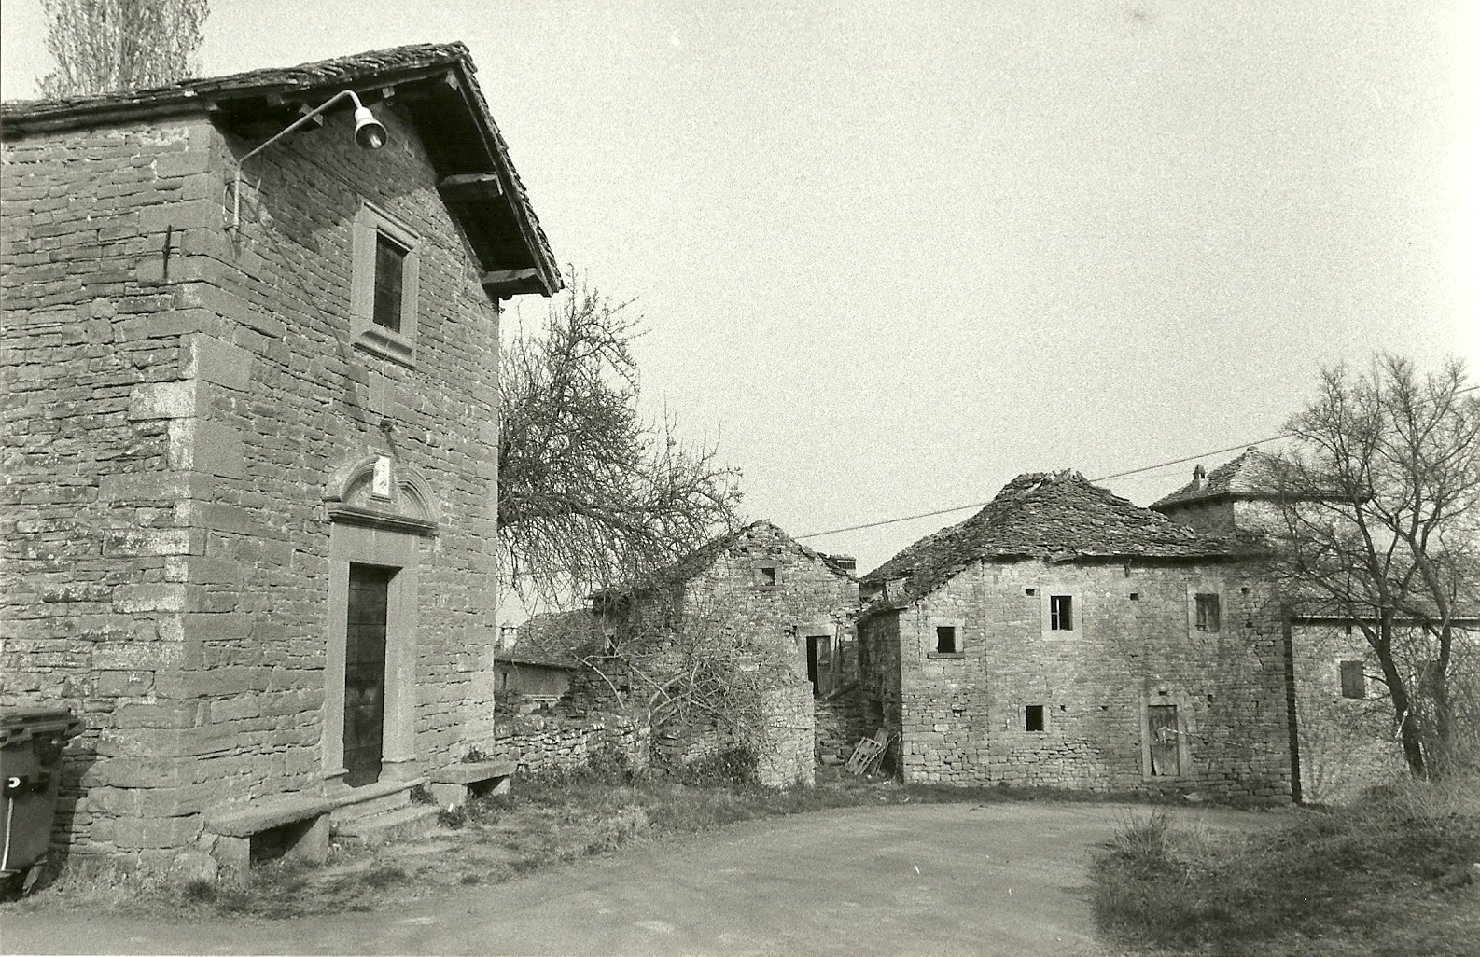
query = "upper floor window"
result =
(1338, 660, 1365, 699)
(1049, 595, 1073, 631)
(1194, 593, 1221, 632)
(373, 234, 409, 332)
(757, 565, 778, 588)
(352, 202, 421, 366)
(935, 626, 958, 654)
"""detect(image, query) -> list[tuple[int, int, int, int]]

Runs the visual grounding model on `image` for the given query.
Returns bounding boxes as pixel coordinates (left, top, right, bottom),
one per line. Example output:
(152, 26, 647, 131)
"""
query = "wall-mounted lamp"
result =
(228, 89, 388, 231)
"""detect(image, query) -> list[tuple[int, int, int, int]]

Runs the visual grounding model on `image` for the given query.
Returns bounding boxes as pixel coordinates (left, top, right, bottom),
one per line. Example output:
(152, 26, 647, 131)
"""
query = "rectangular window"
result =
(1025, 704, 1045, 732)
(935, 626, 958, 654)
(758, 566, 777, 588)
(1049, 595, 1073, 631)
(1194, 593, 1221, 632)
(1338, 660, 1365, 699)
(372, 234, 407, 332)
(1147, 704, 1180, 776)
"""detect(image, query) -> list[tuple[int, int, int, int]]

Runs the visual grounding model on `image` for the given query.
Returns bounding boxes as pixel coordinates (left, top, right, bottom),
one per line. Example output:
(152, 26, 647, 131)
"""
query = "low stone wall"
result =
(484, 712, 649, 777)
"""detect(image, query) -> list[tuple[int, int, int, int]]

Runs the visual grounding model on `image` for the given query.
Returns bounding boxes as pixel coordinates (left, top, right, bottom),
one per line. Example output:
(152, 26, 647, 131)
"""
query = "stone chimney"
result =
(1192, 464, 1207, 491)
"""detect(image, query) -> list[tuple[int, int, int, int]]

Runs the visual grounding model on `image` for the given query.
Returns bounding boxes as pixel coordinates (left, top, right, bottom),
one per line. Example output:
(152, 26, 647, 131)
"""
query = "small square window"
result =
(758, 566, 777, 588)
(1049, 595, 1073, 631)
(1338, 660, 1365, 699)
(1194, 593, 1221, 632)
(935, 626, 957, 654)
(1025, 704, 1045, 732)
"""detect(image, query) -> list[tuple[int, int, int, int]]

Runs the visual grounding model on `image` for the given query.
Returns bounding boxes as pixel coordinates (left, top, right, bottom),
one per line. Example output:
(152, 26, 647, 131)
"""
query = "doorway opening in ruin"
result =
(805, 635, 832, 696)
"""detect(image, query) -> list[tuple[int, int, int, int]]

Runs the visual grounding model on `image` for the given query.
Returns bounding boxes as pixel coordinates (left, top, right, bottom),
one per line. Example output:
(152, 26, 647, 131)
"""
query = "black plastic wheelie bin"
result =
(1, 707, 81, 892)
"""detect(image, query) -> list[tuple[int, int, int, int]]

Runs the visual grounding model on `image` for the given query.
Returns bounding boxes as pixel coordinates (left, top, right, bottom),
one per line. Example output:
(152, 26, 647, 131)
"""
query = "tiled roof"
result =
(1, 43, 561, 296)
(592, 519, 856, 603)
(1152, 449, 1283, 509)
(502, 610, 597, 668)
(862, 470, 1234, 609)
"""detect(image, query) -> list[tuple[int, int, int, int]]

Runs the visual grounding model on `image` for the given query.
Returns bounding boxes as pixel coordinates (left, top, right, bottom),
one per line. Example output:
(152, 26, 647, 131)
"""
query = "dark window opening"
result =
(1338, 660, 1365, 699)
(1024, 587, 1037, 596)
(1049, 595, 1073, 631)
(604, 634, 619, 657)
(1025, 704, 1045, 732)
(372, 233, 407, 332)
(1194, 593, 1221, 632)
(1129, 592, 1140, 601)
(935, 626, 958, 654)
(758, 566, 777, 588)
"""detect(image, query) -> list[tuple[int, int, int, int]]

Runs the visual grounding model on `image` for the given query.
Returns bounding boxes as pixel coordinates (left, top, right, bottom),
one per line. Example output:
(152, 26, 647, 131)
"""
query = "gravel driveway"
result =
(2, 801, 1275, 956)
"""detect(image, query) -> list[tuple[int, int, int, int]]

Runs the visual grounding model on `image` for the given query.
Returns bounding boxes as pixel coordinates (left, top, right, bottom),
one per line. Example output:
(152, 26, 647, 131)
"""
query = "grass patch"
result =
(1092, 773, 1480, 955)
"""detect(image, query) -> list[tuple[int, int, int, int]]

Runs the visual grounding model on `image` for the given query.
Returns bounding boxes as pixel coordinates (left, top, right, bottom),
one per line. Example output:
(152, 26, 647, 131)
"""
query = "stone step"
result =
(329, 779, 423, 826)
(334, 805, 440, 844)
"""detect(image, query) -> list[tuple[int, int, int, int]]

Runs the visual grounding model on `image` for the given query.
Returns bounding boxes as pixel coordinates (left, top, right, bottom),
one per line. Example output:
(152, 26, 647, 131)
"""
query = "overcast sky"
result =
(4, 1, 1477, 577)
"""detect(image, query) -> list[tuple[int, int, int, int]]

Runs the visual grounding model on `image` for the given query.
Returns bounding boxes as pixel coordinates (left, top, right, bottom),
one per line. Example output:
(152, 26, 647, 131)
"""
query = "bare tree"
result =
(497, 276, 743, 604)
(1269, 354, 1480, 778)
(40, 0, 209, 99)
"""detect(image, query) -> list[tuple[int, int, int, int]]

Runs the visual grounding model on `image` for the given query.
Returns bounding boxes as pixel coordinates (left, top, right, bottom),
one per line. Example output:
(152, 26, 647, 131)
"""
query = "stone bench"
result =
(427, 760, 516, 807)
(202, 793, 339, 878)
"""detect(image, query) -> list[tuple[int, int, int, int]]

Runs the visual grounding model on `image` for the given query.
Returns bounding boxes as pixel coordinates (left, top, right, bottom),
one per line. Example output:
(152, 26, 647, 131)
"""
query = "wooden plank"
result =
(481, 268, 540, 293)
(438, 172, 503, 197)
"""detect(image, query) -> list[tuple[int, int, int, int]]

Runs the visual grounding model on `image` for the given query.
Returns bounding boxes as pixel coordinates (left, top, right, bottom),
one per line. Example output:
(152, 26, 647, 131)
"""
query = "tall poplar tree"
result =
(40, 0, 209, 98)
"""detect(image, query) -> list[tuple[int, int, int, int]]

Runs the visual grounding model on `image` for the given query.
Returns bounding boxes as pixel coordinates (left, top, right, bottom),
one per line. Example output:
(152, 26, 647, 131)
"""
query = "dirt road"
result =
(2, 801, 1274, 956)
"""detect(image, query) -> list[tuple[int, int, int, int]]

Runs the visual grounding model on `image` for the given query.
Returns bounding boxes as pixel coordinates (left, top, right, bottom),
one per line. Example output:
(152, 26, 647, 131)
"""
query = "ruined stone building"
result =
(586, 520, 860, 786)
(857, 471, 1293, 802)
(1153, 450, 1478, 803)
(0, 44, 560, 872)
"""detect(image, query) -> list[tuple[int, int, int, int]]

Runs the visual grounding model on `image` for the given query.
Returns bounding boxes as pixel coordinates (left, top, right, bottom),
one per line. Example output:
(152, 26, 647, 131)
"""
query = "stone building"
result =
(1154, 451, 1478, 803)
(586, 520, 860, 786)
(0, 44, 561, 873)
(857, 471, 1293, 802)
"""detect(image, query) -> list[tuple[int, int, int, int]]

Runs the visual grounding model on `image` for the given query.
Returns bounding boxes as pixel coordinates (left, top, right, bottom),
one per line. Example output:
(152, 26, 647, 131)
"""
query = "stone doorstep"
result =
(334, 805, 440, 844)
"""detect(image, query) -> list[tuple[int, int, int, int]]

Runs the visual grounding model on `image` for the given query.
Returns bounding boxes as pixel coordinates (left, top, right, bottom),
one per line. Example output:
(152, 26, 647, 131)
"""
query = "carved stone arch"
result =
(324, 452, 439, 536)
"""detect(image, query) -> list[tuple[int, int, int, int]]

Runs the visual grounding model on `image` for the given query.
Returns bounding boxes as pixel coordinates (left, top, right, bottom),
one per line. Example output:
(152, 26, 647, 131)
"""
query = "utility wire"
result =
(793, 433, 1286, 540)
(797, 383, 1480, 542)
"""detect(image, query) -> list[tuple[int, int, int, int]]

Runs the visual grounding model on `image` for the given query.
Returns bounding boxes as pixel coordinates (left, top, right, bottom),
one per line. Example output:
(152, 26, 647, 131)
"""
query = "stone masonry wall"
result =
(485, 712, 649, 778)
(2, 104, 507, 866)
(1290, 623, 1407, 804)
(878, 559, 1292, 802)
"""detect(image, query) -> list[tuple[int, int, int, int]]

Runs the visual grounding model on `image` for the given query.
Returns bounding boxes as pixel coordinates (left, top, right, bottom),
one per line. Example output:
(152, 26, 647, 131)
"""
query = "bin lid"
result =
(0, 707, 82, 746)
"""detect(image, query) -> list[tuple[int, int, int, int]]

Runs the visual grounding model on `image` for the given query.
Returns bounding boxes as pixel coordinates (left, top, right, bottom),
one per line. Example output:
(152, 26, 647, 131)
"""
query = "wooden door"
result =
(1148, 704, 1180, 777)
(344, 564, 394, 787)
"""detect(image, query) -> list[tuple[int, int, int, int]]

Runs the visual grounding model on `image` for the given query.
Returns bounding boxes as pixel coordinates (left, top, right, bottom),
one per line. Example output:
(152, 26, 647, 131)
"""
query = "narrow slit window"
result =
(1049, 595, 1073, 631)
(1194, 593, 1221, 632)
(1025, 704, 1045, 732)
(935, 626, 958, 654)
(1338, 660, 1365, 699)
(372, 233, 407, 332)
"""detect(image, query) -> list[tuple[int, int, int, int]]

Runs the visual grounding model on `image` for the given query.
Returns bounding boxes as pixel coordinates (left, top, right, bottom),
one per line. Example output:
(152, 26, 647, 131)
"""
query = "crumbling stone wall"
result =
(813, 684, 869, 766)
(2, 106, 505, 868)
(862, 559, 1293, 803)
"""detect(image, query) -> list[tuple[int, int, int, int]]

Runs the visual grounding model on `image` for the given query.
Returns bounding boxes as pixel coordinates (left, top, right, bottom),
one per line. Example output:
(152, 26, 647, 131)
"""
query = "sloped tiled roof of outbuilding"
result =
(862, 470, 1235, 609)
(591, 519, 856, 604)
(1, 42, 561, 297)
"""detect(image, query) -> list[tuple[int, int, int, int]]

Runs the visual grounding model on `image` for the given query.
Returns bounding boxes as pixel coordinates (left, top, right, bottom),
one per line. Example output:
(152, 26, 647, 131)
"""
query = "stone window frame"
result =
(351, 202, 422, 368)
(1024, 703, 1048, 732)
(926, 616, 965, 659)
(1186, 583, 1226, 636)
(1039, 588, 1080, 638)
(1139, 686, 1195, 782)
